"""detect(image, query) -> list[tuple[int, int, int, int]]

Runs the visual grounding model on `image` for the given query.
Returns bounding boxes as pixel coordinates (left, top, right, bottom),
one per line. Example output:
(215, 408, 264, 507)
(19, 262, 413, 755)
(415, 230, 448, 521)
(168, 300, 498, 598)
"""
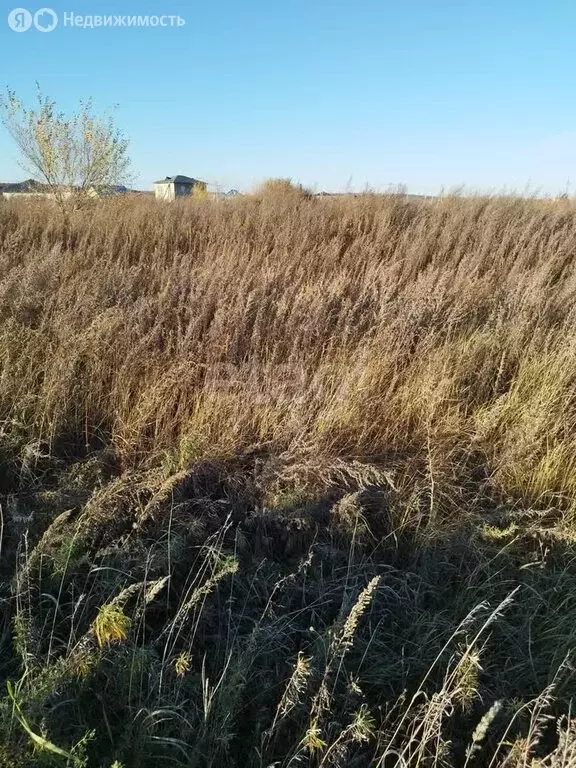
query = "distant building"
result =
(209, 188, 244, 201)
(87, 184, 129, 198)
(154, 175, 207, 201)
(0, 179, 130, 201)
(0, 178, 52, 200)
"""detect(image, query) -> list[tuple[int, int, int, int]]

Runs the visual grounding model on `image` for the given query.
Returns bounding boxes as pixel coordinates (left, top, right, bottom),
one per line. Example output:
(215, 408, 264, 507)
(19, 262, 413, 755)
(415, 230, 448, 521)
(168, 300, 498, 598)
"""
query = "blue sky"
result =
(1, 0, 576, 194)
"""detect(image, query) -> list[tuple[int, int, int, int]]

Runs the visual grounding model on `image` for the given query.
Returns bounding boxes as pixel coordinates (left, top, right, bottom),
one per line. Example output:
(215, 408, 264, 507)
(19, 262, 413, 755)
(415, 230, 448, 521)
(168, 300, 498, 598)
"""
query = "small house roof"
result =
(0, 178, 48, 193)
(153, 175, 205, 185)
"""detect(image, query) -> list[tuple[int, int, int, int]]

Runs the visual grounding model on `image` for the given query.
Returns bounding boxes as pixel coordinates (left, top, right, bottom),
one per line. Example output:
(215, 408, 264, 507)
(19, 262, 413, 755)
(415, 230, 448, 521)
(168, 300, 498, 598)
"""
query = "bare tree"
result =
(0, 85, 133, 213)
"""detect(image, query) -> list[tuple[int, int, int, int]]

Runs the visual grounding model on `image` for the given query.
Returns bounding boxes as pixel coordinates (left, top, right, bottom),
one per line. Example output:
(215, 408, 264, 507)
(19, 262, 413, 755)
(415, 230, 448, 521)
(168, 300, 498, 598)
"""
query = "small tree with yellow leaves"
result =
(0, 85, 132, 214)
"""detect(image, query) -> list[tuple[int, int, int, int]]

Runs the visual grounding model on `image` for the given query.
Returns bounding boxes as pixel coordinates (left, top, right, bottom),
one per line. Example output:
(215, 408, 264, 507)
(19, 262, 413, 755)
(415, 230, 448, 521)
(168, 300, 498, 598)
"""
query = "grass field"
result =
(1, 190, 576, 766)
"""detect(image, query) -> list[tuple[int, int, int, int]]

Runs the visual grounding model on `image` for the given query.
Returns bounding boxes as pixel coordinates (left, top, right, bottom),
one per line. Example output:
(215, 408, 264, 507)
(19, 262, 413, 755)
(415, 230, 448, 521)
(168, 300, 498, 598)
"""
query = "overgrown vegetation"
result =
(1, 191, 576, 766)
(0, 87, 132, 214)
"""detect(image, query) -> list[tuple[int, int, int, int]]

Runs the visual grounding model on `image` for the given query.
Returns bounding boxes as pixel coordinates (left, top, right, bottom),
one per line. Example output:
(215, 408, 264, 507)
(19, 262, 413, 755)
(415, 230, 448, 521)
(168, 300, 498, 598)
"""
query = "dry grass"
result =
(1, 192, 576, 505)
(1, 191, 576, 766)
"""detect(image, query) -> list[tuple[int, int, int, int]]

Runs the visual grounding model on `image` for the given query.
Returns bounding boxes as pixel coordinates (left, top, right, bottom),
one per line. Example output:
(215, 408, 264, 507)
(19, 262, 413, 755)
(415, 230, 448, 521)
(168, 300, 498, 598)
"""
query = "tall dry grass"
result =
(1, 192, 576, 509)
(2, 191, 576, 766)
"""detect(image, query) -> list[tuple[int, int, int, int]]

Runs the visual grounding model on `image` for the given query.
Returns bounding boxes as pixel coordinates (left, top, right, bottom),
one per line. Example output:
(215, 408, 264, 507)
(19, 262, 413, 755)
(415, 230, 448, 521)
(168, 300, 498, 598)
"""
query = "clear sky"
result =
(1, 0, 575, 194)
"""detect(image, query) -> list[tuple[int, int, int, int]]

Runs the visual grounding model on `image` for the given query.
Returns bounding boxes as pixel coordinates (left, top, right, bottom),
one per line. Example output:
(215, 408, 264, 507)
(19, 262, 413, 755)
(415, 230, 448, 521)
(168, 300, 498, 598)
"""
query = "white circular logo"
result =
(34, 7, 57, 31)
(8, 8, 32, 31)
